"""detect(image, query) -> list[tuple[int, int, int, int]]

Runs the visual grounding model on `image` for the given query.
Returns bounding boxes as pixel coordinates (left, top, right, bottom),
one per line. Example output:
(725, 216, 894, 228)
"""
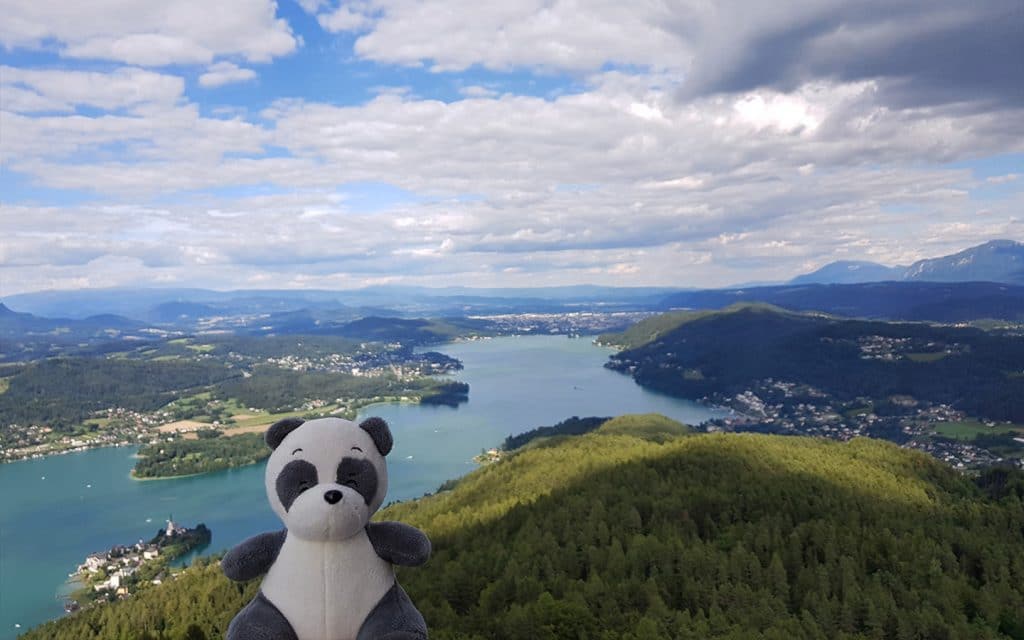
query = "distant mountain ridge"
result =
(0, 303, 158, 361)
(792, 239, 1024, 285)
(659, 281, 1024, 322)
(791, 260, 905, 285)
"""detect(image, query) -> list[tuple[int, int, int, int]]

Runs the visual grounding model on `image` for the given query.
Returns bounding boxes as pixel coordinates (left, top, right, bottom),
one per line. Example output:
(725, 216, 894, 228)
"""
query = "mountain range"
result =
(792, 239, 1024, 285)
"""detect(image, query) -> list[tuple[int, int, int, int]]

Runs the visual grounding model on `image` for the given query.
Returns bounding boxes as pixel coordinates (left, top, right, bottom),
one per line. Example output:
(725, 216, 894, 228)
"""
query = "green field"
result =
(932, 419, 1024, 441)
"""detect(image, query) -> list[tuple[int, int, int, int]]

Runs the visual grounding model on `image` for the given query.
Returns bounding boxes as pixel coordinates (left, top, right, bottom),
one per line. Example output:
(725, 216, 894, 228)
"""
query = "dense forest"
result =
(133, 433, 269, 478)
(602, 304, 1024, 423)
(502, 416, 611, 450)
(0, 358, 238, 431)
(24, 417, 1024, 640)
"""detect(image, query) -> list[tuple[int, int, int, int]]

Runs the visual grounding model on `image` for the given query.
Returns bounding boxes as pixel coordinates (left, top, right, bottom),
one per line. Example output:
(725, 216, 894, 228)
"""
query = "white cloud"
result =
(347, 0, 685, 72)
(198, 62, 258, 88)
(0, 0, 297, 65)
(318, 5, 373, 32)
(986, 174, 1019, 185)
(2, 0, 1022, 294)
(459, 85, 498, 99)
(1, 66, 184, 112)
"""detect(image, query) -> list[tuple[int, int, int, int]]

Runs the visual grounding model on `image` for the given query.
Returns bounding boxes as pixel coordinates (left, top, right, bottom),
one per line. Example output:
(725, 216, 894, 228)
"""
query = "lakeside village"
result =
(65, 518, 211, 613)
(0, 344, 463, 463)
(617, 335, 1024, 471)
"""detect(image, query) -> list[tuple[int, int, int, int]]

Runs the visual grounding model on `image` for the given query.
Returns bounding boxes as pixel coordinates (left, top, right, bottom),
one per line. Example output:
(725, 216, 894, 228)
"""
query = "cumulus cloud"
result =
(0, 66, 184, 112)
(198, 61, 258, 88)
(318, 5, 373, 32)
(347, 0, 684, 72)
(0, 0, 297, 65)
(2, 2, 1022, 294)
(311, 0, 1022, 112)
(675, 0, 1024, 110)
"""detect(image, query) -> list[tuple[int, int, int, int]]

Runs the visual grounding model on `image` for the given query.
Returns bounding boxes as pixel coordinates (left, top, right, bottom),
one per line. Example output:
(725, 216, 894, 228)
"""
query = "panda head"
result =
(263, 416, 392, 542)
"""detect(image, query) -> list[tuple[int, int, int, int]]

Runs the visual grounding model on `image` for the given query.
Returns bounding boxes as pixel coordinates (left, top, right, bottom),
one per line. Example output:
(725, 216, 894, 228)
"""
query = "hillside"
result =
(0, 303, 160, 362)
(23, 419, 1024, 640)
(601, 304, 1024, 423)
(658, 281, 1024, 323)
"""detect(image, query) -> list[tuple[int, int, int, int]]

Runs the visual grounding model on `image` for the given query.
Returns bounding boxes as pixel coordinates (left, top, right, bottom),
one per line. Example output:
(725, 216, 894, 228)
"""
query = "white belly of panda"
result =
(262, 530, 395, 640)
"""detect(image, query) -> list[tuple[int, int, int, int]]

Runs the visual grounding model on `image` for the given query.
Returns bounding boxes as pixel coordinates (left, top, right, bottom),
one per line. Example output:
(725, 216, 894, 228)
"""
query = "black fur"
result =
(226, 591, 299, 640)
(266, 417, 305, 450)
(357, 582, 428, 639)
(337, 456, 379, 505)
(359, 417, 393, 456)
(221, 530, 287, 581)
(276, 459, 318, 512)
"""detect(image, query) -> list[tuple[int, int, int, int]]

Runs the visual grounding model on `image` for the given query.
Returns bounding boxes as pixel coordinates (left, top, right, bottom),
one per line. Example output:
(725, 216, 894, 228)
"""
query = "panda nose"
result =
(324, 490, 343, 505)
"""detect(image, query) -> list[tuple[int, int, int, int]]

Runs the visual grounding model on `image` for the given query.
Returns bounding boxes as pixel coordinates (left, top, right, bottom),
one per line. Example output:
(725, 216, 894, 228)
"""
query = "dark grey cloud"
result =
(680, 0, 1024, 110)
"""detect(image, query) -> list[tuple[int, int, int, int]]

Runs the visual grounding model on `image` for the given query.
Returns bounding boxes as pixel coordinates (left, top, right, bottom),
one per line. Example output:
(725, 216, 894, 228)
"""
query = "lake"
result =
(0, 335, 725, 638)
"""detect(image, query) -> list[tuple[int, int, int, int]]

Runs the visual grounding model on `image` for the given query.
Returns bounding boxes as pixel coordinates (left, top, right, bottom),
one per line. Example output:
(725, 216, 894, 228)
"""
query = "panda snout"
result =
(323, 489, 343, 505)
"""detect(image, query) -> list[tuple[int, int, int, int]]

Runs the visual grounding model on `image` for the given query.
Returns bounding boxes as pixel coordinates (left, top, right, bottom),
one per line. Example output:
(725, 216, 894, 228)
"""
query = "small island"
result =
(67, 518, 211, 612)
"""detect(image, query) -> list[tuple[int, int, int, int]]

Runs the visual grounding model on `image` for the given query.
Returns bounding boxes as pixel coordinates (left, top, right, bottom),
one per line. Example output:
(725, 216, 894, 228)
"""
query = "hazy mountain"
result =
(4, 285, 682, 322)
(790, 260, 904, 284)
(0, 302, 159, 361)
(903, 239, 1024, 283)
(790, 239, 1024, 285)
(659, 281, 1024, 322)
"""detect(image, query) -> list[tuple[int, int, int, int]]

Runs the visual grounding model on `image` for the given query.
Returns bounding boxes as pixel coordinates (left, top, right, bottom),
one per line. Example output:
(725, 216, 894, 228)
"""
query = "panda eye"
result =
(342, 478, 359, 488)
(292, 448, 303, 455)
(297, 480, 315, 492)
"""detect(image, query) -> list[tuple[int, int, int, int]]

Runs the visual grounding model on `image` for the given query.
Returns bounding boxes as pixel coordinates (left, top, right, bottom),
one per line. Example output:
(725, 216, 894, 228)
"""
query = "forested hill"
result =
(24, 417, 1024, 640)
(600, 304, 1024, 423)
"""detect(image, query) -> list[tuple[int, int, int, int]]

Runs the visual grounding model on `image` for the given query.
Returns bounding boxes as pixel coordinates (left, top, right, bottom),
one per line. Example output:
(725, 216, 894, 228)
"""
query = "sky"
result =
(1, 0, 1022, 296)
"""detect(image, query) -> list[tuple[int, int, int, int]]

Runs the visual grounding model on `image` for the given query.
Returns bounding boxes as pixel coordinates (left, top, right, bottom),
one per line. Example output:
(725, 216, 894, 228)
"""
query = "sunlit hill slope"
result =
(23, 416, 1024, 640)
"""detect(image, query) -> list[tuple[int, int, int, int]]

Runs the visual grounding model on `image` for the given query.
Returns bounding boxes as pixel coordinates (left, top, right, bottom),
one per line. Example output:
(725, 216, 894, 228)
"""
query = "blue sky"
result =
(1, 0, 1022, 296)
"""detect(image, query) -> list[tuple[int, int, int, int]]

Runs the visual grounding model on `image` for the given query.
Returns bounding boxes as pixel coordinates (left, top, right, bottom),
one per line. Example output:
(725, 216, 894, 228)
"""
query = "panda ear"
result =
(266, 417, 305, 450)
(359, 417, 393, 456)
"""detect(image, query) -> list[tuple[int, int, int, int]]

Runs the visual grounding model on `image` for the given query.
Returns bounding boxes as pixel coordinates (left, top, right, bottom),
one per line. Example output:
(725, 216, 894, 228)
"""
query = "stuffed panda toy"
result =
(222, 416, 431, 640)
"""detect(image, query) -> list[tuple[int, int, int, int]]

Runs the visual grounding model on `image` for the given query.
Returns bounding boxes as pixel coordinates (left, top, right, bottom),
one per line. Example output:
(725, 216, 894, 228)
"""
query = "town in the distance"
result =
(4, 239, 1023, 474)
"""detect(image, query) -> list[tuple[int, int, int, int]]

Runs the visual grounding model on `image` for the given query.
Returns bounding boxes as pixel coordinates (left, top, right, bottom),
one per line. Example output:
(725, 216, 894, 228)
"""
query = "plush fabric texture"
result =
(276, 459, 319, 512)
(359, 417, 393, 456)
(227, 591, 299, 640)
(223, 417, 430, 640)
(337, 456, 380, 506)
(266, 417, 306, 450)
(356, 583, 428, 640)
(366, 522, 431, 567)
(221, 530, 287, 582)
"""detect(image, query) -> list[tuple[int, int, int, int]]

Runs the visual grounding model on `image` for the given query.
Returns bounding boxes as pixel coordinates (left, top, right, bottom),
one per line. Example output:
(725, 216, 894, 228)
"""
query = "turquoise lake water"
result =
(0, 335, 725, 638)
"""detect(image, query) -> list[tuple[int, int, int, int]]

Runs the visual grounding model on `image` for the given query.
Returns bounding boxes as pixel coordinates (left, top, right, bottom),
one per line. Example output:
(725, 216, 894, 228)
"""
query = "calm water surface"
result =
(0, 335, 724, 638)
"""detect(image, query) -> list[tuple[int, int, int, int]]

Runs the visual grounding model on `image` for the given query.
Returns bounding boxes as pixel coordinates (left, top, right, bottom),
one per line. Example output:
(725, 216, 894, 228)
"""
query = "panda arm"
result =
(366, 521, 432, 567)
(221, 529, 287, 581)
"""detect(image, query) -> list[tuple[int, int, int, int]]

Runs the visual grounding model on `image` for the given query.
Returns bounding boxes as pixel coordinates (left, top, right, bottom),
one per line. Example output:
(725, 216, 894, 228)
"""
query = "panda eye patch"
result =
(276, 459, 319, 512)
(336, 457, 378, 506)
